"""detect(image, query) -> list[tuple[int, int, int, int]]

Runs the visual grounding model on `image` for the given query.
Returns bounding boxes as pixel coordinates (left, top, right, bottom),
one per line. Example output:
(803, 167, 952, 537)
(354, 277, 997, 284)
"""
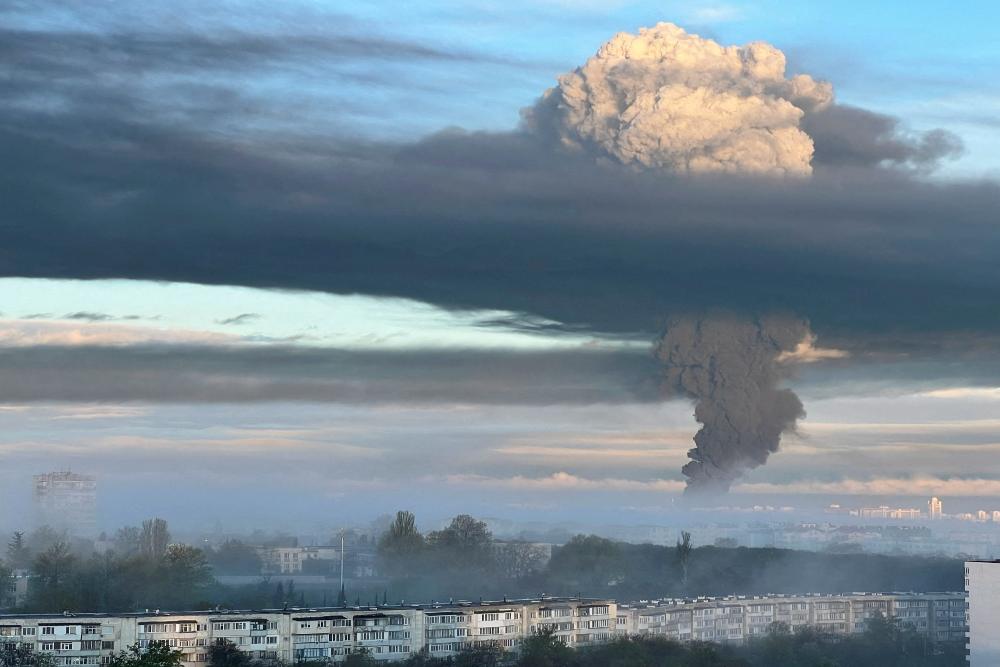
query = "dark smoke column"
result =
(655, 314, 808, 495)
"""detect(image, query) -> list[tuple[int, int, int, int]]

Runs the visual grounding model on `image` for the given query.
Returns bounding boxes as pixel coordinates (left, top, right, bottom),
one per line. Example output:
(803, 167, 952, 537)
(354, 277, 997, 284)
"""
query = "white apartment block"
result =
(615, 592, 966, 645)
(966, 560, 1000, 666)
(33, 471, 98, 536)
(0, 598, 616, 666)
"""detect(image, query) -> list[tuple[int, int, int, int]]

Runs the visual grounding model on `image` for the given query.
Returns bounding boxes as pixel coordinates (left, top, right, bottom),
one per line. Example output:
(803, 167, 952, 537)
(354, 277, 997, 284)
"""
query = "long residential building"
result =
(0, 592, 965, 666)
(0, 598, 615, 666)
(616, 592, 966, 644)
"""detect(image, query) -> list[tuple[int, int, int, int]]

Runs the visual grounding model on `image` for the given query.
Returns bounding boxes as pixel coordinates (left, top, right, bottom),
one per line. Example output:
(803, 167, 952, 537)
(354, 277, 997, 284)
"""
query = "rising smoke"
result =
(656, 315, 810, 495)
(524, 23, 833, 176)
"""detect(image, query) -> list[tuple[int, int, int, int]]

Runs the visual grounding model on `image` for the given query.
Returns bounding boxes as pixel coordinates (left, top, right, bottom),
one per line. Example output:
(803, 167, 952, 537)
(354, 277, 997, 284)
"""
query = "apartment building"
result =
(966, 560, 1000, 667)
(616, 592, 966, 645)
(32, 471, 98, 536)
(0, 597, 615, 666)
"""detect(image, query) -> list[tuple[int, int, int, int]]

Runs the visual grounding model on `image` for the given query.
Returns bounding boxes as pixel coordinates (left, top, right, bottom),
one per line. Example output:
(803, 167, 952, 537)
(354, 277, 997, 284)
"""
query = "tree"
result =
(518, 629, 575, 667)
(453, 644, 503, 667)
(546, 535, 623, 593)
(207, 540, 262, 576)
(140, 519, 170, 560)
(0, 562, 13, 608)
(158, 544, 212, 607)
(207, 639, 250, 666)
(494, 542, 547, 580)
(378, 511, 425, 576)
(6, 532, 30, 569)
(272, 581, 285, 608)
(113, 526, 142, 556)
(29, 542, 77, 611)
(676, 531, 693, 588)
(427, 515, 493, 568)
(343, 649, 378, 666)
(26, 526, 66, 555)
(107, 642, 183, 666)
(0, 643, 56, 666)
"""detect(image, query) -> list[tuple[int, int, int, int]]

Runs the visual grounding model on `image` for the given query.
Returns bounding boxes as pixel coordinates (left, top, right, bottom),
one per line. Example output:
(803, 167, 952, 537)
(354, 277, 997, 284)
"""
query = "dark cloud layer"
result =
(0, 11, 997, 364)
(0, 345, 654, 404)
(0, 342, 997, 405)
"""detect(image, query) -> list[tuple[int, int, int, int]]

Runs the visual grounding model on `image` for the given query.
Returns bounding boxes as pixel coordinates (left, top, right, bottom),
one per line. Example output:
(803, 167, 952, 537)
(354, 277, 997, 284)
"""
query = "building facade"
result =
(966, 560, 1000, 666)
(32, 471, 98, 536)
(929, 496, 943, 519)
(0, 598, 615, 666)
(0, 592, 967, 666)
(615, 592, 966, 645)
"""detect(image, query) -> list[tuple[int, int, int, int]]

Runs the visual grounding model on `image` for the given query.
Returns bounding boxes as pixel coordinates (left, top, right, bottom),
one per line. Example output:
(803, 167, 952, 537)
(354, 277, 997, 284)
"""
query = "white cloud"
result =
(915, 387, 1000, 400)
(777, 335, 849, 363)
(443, 471, 686, 492)
(525, 22, 833, 176)
(0, 319, 234, 347)
(735, 477, 1000, 496)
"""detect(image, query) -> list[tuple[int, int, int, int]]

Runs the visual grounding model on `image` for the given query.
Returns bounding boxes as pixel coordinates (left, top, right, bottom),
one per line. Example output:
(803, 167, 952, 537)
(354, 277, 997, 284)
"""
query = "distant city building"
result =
(257, 545, 376, 578)
(929, 496, 943, 519)
(32, 471, 97, 536)
(966, 560, 1000, 666)
(859, 505, 922, 520)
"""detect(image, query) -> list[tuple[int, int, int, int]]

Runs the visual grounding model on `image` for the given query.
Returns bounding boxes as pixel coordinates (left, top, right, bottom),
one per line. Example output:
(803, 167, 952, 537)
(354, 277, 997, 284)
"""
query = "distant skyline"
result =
(3, 1, 1000, 526)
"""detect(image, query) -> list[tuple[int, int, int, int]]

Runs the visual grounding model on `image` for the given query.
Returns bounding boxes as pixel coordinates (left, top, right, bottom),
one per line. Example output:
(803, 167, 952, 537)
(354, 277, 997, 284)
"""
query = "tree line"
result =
(2, 511, 963, 614)
(375, 512, 962, 603)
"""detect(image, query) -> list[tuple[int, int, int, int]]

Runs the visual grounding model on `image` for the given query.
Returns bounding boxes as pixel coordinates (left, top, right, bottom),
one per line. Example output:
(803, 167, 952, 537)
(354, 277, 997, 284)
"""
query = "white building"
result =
(616, 592, 966, 645)
(929, 497, 943, 519)
(0, 591, 968, 666)
(966, 560, 1000, 666)
(33, 471, 98, 536)
(0, 597, 615, 666)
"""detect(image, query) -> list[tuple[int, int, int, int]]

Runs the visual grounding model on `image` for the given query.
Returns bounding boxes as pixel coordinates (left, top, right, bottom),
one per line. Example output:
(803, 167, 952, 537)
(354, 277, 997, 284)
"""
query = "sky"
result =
(2, 0, 1000, 533)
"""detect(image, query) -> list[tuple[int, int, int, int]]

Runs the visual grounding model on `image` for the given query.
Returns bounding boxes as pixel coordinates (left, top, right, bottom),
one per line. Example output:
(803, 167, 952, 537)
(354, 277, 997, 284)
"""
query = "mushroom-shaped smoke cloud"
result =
(656, 315, 812, 495)
(525, 23, 833, 176)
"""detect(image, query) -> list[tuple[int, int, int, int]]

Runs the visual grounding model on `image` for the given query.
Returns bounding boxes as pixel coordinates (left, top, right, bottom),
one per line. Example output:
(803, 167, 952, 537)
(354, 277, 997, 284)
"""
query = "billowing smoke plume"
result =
(656, 315, 809, 494)
(525, 22, 833, 176)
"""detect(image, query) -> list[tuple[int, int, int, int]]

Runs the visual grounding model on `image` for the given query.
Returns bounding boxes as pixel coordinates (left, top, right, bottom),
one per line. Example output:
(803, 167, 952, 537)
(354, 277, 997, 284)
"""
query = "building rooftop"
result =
(0, 596, 611, 621)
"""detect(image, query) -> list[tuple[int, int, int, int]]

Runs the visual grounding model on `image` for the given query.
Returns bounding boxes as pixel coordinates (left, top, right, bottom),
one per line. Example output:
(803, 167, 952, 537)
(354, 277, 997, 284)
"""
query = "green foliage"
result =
(23, 539, 214, 613)
(0, 562, 13, 608)
(0, 643, 57, 666)
(207, 639, 250, 666)
(676, 531, 693, 587)
(518, 629, 575, 667)
(107, 641, 183, 666)
(6, 532, 30, 569)
(206, 540, 262, 576)
(378, 511, 426, 577)
(731, 617, 966, 667)
(451, 644, 505, 667)
(544, 535, 624, 593)
(394, 631, 964, 667)
(427, 515, 493, 568)
(343, 648, 379, 666)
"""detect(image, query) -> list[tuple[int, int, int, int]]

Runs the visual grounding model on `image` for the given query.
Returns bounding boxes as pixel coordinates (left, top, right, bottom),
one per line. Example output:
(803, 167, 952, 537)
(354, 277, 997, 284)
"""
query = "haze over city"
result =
(2, 1, 1000, 666)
